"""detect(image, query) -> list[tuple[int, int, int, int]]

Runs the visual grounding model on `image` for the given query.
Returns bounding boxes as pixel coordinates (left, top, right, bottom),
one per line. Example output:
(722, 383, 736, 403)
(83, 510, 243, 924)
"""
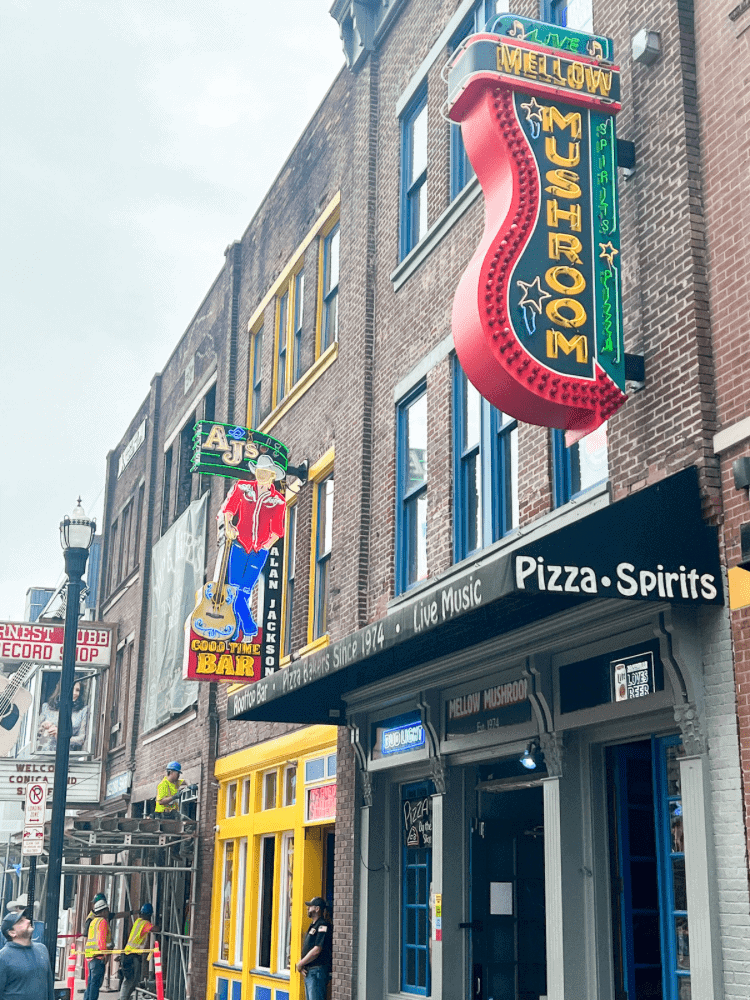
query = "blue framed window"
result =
(400, 91, 428, 259)
(450, 1, 499, 199)
(541, 0, 593, 31)
(453, 362, 517, 560)
(401, 780, 433, 995)
(551, 424, 608, 508)
(396, 386, 428, 593)
(610, 736, 690, 1000)
(313, 474, 334, 639)
(321, 225, 339, 352)
(292, 270, 305, 383)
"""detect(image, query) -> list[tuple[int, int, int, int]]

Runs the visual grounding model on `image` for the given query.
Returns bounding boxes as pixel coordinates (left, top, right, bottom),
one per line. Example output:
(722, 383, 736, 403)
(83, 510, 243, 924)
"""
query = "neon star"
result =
(599, 242, 619, 268)
(520, 97, 543, 137)
(517, 276, 551, 314)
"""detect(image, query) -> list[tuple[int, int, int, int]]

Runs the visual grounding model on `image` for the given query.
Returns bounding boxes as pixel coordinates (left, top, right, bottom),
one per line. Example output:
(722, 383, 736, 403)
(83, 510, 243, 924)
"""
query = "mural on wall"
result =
(184, 423, 289, 683)
(446, 15, 626, 443)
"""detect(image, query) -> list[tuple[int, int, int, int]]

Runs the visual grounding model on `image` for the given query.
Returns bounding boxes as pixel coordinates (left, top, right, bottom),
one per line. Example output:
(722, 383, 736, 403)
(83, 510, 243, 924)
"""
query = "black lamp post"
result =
(44, 499, 96, 964)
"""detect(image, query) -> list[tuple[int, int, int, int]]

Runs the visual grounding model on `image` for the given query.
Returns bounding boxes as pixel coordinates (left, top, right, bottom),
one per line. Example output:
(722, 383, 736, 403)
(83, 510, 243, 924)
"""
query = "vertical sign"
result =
(22, 782, 47, 856)
(446, 15, 626, 442)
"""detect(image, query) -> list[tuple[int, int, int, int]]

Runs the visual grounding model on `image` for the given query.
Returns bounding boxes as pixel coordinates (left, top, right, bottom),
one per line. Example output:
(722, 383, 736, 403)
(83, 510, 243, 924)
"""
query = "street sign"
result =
(24, 782, 47, 825)
(22, 826, 44, 856)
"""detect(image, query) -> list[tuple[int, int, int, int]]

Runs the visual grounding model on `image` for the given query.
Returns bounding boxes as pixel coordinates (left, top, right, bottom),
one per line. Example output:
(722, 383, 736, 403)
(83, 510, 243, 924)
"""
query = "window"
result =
(175, 415, 196, 518)
(257, 836, 276, 969)
(118, 501, 132, 583)
(106, 520, 119, 595)
(241, 778, 250, 815)
(277, 833, 295, 973)
(250, 326, 263, 427)
(396, 387, 428, 593)
(283, 765, 297, 807)
(161, 446, 173, 535)
(262, 770, 278, 810)
(320, 226, 339, 353)
(109, 641, 132, 750)
(401, 780, 433, 995)
(312, 475, 334, 639)
(220, 841, 234, 963)
(453, 363, 518, 559)
(133, 483, 145, 568)
(293, 270, 306, 382)
(401, 91, 428, 258)
(233, 839, 247, 967)
(282, 503, 297, 657)
(542, 0, 593, 31)
(274, 289, 289, 406)
(226, 782, 238, 818)
(552, 423, 608, 507)
(450, 2, 500, 199)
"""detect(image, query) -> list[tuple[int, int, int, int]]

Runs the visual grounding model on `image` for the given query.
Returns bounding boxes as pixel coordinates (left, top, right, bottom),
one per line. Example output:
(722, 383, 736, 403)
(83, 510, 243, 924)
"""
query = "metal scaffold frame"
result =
(15, 812, 199, 1000)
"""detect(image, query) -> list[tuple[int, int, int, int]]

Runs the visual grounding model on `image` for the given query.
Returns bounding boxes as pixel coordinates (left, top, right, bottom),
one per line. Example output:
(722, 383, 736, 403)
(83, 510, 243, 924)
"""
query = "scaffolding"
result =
(16, 813, 198, 1000)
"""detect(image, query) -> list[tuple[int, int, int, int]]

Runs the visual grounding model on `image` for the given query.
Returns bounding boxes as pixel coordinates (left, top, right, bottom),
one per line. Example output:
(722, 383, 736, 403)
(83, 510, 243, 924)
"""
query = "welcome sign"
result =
(447, 15, 626, 441)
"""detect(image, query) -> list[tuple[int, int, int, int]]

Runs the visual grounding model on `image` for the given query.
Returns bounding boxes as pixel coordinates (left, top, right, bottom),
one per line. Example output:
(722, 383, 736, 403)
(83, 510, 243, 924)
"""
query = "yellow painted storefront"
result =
(208, 726, 338, 1000)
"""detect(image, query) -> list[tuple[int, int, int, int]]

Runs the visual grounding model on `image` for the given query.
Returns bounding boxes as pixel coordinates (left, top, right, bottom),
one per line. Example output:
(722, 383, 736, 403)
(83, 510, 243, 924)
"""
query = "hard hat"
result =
(166, 761, 182, 772)
(140, 903, 153, 917)
(93, 898, 108, 913)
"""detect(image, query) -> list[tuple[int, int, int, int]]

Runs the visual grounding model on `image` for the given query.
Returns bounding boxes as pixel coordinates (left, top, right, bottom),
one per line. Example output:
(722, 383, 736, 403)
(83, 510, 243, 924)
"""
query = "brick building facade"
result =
(91, 2, 749, 1000)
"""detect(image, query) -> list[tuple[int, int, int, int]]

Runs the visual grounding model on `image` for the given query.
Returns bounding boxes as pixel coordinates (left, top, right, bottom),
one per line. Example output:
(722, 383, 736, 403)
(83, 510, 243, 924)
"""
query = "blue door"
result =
(609, 737, 690, 1000)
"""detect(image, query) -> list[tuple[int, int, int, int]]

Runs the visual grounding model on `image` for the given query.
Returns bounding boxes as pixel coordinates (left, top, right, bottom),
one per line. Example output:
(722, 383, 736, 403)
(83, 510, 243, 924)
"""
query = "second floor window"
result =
(453, 363, 518, 560)
(397, 386, 428, 593)
(400, 92, 428, 259)
(552, 424, 608, 508)
(274, 290, 289, 406)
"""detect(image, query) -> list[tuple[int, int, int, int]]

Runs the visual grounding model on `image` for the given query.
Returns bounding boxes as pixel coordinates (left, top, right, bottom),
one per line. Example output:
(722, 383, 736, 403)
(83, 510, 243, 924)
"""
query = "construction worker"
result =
(83, 896, 112, 1000)
(156, 762, 186, 816)
(118, 903, 156, 1000)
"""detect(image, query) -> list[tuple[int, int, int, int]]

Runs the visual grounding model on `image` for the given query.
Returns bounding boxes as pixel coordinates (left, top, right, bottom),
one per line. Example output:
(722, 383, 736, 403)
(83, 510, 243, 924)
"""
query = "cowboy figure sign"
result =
(184, 423, 289, 683)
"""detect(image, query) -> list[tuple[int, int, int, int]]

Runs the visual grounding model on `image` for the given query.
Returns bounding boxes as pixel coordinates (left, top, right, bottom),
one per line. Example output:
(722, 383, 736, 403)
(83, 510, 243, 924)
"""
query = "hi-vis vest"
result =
(155, 777, 181, 813)
(125, 917, 154, 953)
(85, 916, 111, 958)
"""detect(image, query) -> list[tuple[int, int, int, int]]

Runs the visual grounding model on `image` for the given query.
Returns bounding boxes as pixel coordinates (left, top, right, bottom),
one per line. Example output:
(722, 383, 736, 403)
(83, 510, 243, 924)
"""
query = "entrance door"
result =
(470, 787, 546, 1000)
(608, 737, 690, 1000)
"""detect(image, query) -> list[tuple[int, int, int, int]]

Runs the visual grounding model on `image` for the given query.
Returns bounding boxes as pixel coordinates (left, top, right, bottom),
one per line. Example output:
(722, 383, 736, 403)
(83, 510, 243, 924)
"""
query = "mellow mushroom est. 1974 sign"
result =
(447, 15, 626, 442)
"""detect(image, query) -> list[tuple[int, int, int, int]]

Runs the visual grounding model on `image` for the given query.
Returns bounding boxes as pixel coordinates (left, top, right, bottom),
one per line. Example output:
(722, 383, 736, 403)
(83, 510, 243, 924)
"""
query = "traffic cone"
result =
(154, 942, 164, 1000)
(67, 946, 77, 995)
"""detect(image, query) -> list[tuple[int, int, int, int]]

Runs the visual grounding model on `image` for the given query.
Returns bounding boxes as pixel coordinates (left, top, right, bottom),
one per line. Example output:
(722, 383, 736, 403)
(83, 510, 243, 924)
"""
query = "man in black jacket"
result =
(0, 911, 54, 1000)
(295, 897, 332, 1000)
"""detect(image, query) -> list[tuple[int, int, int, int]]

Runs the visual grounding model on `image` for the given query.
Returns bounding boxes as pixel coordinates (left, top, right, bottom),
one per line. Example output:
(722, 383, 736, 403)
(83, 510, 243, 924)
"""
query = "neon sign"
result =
(446, 15, 626, 441)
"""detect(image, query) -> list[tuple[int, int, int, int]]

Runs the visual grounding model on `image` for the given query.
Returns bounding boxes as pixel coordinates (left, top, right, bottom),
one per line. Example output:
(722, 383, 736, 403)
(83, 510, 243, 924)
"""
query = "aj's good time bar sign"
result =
(184, 423, 289, 683)
(446, 15, 626, 441)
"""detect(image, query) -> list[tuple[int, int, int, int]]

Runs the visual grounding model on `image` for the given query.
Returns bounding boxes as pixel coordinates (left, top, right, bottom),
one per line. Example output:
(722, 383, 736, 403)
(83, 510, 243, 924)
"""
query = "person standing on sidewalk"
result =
(295, 897, 332, 1000)
(83, 897, 112, 1000)
(118, 903, 156, 1000)
(0, 911, 54, 1000)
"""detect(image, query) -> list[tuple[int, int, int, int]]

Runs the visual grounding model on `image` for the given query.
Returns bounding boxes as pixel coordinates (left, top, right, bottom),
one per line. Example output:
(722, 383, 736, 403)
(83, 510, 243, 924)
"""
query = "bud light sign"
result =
(372, 712, 426, 760)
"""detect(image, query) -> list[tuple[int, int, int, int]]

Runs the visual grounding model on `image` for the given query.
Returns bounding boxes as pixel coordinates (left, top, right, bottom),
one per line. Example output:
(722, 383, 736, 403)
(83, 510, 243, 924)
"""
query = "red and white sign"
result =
(24, 782, 47, 826)
(22, 826, 44, 856)
(0, 622, 113, 667)
(306, 782, 336, 822)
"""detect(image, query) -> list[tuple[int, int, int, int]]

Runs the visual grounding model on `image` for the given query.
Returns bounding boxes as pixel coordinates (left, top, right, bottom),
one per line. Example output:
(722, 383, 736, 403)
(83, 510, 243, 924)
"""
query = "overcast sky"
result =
(0, 0, 344, 620)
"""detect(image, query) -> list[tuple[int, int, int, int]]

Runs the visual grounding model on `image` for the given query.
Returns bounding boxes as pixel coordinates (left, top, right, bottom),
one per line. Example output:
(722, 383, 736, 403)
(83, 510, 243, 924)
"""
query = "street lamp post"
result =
(44, 499, 96, 964)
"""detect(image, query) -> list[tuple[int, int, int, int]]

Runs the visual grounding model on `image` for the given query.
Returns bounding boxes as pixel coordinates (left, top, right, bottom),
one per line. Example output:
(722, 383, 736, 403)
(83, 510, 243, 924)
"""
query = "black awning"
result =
(228, 466, 722, 725)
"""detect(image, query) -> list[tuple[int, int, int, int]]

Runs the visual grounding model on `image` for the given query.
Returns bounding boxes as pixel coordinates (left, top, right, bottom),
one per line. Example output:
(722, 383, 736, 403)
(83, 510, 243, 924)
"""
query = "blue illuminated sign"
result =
(381, 720, 425, 756)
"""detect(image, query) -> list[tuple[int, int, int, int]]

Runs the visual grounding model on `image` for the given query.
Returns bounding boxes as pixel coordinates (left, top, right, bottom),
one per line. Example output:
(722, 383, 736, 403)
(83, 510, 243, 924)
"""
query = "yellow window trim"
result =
(307, 447, 335, 645)
(254, 341, 338, 434)
(271, 262, 305, 409)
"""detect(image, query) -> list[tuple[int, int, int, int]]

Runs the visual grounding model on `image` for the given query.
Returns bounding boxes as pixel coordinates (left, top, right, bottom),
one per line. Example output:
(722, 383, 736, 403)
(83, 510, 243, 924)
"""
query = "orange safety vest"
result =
(125, 917, 154, 953)
(85, 916, 111, 958)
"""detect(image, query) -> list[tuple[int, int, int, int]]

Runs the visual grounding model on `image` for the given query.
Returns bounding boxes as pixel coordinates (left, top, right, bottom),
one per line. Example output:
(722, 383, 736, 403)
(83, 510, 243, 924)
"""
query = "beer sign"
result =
(446, 15, 626, 441)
